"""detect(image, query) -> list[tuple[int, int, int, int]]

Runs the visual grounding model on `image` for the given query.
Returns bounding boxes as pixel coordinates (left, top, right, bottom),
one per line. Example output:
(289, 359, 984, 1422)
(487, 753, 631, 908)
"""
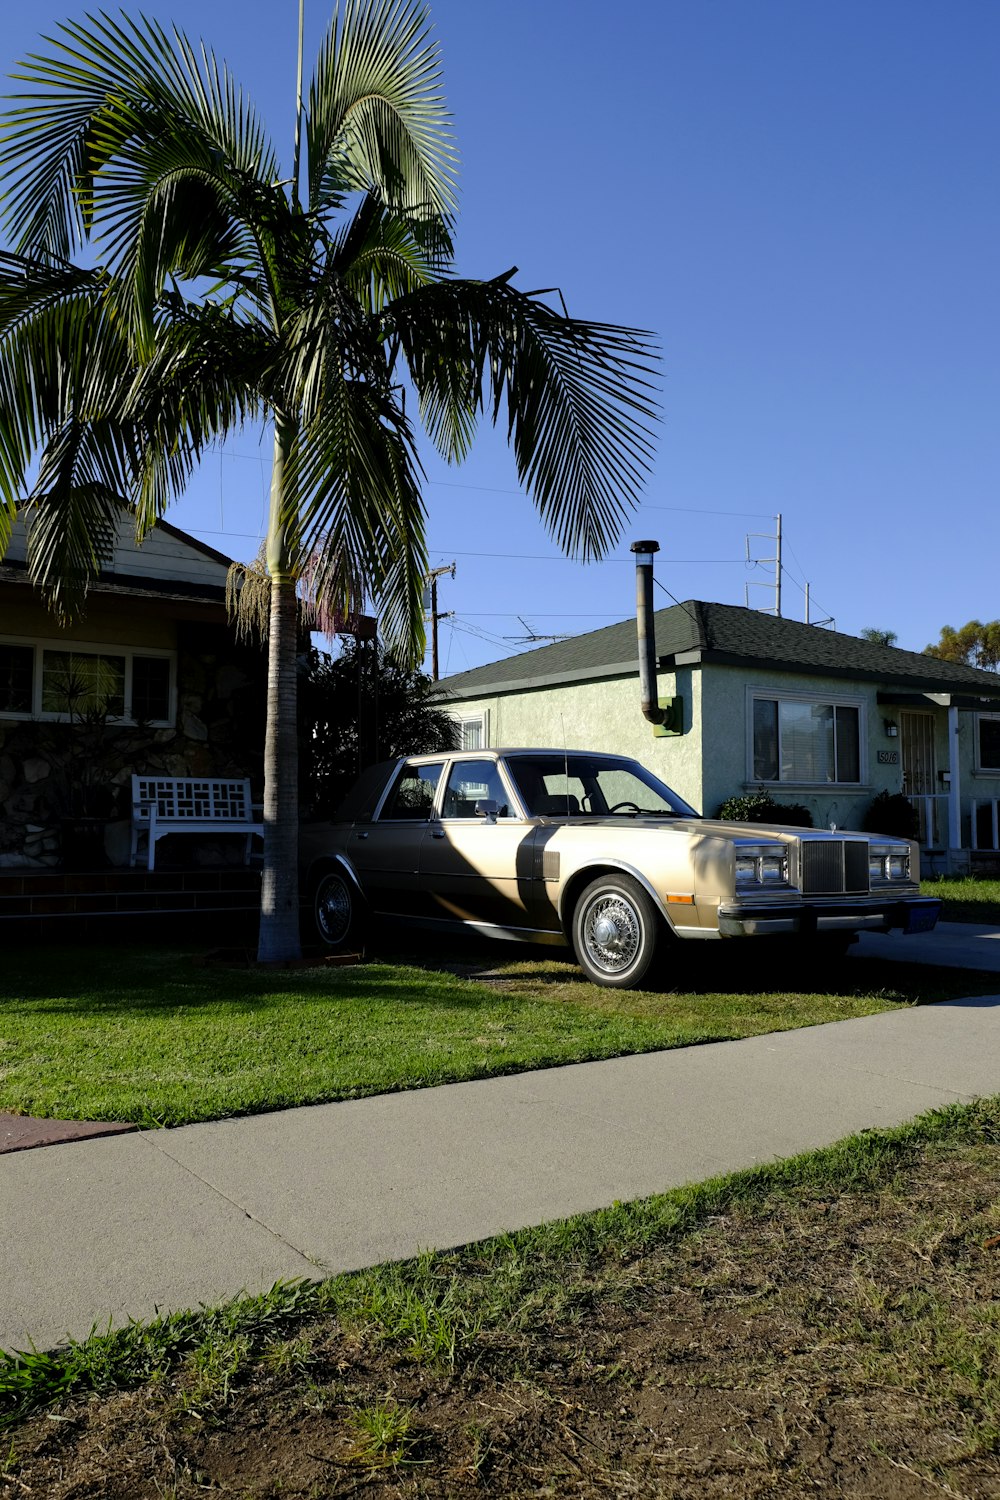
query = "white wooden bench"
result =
(130, 776, 263, 871)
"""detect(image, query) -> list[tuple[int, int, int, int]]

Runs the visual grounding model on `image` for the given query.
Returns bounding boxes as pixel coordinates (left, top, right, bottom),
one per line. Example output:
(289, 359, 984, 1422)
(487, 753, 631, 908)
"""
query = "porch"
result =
(0, 865, 262, 940)
(888, 792, 1000, 878)
(881, 692, 1000, 875)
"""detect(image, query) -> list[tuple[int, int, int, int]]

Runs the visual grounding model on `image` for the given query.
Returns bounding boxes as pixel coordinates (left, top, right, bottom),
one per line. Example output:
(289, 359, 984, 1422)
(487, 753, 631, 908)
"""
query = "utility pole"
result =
(424, 562, 455, 680)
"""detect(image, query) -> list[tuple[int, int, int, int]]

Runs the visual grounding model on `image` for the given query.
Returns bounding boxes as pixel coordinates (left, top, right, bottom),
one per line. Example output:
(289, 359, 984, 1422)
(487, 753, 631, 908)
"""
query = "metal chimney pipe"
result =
(631, 540, 665, 725)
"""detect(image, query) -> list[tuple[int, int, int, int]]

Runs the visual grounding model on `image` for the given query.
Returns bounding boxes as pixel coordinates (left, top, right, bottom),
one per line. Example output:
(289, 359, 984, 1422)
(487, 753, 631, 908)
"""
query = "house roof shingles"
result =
(435, 601, 1000, 703)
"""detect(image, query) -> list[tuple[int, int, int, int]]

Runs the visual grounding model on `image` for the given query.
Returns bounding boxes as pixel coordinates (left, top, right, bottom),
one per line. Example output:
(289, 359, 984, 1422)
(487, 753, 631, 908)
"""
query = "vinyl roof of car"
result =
(401, 748, 637, 762)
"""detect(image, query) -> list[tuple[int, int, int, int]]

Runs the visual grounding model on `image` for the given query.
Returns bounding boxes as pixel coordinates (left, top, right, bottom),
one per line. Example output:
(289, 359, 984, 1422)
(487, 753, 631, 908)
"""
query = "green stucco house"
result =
(432, 601, 1000, 873)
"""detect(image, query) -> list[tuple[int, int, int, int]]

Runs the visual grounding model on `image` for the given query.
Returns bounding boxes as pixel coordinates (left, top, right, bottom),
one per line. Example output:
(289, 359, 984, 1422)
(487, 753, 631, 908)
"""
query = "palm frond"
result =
(126, 302, 273, 532)
(0, 249, 135, 498)
(23, 418, 138, 621)
(1, 10, 278, 281)
(306, 0, 457, 219)
(330, 191, 452, 311)
(387, 276, 660, 558)
(287, 375, 428, 659)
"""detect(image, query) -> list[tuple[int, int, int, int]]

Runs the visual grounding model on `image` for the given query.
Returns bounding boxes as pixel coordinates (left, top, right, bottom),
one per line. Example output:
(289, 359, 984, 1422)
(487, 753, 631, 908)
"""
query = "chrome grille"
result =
(801, 840, 869, 895)
(845, 842, 869, 892)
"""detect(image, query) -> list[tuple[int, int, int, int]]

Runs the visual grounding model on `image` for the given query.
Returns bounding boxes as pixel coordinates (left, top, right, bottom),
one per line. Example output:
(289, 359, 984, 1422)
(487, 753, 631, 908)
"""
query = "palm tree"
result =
(0, 2, 658, 961)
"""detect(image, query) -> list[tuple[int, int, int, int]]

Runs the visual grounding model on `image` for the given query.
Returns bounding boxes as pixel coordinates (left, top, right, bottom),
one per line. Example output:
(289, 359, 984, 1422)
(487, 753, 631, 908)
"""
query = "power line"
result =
(426, 551, 744, 564)
(164, 527, 746, 566)
(455, 611, 623, 618)
(205, 448, 779, 522)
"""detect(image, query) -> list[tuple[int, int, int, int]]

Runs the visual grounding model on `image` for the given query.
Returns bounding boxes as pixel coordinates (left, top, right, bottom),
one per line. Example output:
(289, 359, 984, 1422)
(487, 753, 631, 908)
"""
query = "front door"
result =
(901, 711, 937, 845)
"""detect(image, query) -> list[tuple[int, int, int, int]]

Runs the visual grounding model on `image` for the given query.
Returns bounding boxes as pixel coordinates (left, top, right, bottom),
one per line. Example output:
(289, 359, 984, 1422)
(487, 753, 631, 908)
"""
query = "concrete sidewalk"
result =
(856, 919, 1000, 970)
(3, 984, 999, 1356)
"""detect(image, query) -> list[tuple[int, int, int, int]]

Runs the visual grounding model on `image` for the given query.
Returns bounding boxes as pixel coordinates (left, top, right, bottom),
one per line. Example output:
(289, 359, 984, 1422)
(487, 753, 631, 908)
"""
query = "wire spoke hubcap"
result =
(583, 895, 641, 972)
(317, 878, 351, 944)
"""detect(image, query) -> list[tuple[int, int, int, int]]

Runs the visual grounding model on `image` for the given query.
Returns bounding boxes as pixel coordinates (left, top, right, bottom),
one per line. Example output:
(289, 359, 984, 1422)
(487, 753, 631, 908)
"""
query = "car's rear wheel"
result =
(572, 873, 664, 987)
(312, 868, 364, 951)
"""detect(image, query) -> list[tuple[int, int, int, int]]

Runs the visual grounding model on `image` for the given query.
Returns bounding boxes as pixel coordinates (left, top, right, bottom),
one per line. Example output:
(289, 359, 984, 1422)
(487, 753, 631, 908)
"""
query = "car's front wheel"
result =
(312, 868, 364, 952)
(572, 873, 664, 987)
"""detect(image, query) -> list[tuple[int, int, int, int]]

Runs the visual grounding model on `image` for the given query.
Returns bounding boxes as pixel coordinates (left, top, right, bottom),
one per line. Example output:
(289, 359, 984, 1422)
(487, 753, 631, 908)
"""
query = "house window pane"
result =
(781, 701, 834, 782)
(0, 644, 33, 713)
(42, 650, 126, 716)
(753, 700, 779, 780)
(132, 656, 171, 721)
(459, 717, 483, 750)
(980, 715, 1000, 770)
(755, 697, 861, 783)
(835, 706, 860, 782)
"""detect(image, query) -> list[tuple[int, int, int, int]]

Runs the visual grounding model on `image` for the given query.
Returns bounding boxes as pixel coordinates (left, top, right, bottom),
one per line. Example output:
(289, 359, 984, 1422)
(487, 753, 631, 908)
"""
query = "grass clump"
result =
(925, 874, 1000, 924)
(346, 1399, 420, 1470)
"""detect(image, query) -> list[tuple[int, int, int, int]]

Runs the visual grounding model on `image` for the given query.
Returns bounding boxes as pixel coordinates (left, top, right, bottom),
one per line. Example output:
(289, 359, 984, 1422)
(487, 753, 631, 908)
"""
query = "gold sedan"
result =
(300, 749, 940, 987)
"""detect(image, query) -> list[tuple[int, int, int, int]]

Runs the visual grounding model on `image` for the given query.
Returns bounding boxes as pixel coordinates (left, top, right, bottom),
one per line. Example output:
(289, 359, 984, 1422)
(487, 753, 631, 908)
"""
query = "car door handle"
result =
(431, 829, 446, 839)
(355, 831, 369, 840)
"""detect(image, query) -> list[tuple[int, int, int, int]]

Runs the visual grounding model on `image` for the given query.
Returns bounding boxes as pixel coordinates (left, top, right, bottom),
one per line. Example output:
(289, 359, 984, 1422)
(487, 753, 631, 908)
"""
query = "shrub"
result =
(715, 792, 814, 828)
(862, 790, 919, 839)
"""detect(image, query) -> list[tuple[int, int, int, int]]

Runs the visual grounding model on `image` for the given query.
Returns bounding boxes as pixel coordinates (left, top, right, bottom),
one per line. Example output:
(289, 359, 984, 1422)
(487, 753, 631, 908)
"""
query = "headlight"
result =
(869, 844, 911, 884)
(735, 843, 789, 888)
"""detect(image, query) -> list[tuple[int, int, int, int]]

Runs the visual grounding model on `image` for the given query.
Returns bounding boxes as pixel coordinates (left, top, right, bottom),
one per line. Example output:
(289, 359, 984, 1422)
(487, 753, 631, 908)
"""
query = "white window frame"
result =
(0, 635, 177, 727)
(453, 709, 490, 752)
(746, 686, 866, 787)
(975, 712, 1000, 775)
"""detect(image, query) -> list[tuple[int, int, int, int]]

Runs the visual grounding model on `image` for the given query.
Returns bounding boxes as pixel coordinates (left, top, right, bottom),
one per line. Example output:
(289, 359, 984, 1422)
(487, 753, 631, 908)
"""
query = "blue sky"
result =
(4, 1, 998, 674)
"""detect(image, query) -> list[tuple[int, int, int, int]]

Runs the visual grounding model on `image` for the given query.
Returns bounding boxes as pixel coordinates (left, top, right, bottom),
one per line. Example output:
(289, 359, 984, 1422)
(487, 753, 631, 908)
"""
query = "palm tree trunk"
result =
(258, 418, 302, 963)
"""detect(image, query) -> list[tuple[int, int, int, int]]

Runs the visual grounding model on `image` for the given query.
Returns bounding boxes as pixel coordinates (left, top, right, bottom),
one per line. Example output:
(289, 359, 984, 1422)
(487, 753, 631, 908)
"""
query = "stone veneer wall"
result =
(0, 624, 266, 869)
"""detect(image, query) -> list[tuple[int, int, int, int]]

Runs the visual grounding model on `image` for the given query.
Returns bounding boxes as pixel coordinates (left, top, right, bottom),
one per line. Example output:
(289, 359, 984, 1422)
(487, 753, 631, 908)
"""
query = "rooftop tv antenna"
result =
(505, 617, 572, 644)
(745, 513, 782, 616)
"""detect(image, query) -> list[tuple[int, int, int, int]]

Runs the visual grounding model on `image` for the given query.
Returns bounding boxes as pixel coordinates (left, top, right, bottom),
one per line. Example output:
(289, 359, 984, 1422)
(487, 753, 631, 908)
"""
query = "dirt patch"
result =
(0, 1113, 136, 1154)
(4, 1143, 1000, 1497)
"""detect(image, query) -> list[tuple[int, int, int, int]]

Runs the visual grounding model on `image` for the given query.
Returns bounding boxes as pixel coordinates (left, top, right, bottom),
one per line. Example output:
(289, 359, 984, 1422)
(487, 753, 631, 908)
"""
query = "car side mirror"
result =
(475, 799, 498, 824)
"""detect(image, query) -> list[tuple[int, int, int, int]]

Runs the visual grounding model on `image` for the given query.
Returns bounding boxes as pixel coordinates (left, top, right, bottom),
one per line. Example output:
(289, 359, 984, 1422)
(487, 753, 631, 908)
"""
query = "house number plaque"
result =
(877, 750, 900, 765)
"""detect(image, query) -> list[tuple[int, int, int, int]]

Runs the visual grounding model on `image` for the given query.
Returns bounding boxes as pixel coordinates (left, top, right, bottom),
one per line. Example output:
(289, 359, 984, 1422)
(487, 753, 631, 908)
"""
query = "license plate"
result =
(904, 903, 940, 935)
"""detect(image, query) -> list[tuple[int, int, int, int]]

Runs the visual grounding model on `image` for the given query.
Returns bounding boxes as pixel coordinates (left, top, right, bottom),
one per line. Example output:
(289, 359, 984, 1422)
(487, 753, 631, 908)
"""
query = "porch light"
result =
(883, 719, 899, 738)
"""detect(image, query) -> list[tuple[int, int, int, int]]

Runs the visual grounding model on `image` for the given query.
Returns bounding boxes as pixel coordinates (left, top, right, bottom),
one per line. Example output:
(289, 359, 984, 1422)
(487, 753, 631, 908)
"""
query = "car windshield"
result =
(505, 754, 698, 819)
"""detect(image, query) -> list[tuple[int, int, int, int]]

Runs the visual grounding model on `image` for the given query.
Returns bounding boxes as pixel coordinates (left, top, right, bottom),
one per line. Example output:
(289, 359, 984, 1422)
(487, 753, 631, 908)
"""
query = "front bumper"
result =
(717, 895, 941, 939)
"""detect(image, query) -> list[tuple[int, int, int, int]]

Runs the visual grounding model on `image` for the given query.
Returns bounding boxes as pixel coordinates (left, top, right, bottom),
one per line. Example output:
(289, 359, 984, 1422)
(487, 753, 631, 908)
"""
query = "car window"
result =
(507, 754, 697, 817)
(379, 762, 444, 820)
(589, 767, 672, 812)
(538, 771, 585, 816)
(441, 760, 518, 819)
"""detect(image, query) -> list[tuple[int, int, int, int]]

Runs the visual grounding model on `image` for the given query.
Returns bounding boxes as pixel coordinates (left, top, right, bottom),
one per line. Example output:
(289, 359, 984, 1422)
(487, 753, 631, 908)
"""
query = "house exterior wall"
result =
(438, 665, 709, 810)
(4, 513, 229, 591)
(0, 613, 266, 869)
(699, 664, 907, 829)
(2, 591, 179, 650)
(441, 661, 997, 849)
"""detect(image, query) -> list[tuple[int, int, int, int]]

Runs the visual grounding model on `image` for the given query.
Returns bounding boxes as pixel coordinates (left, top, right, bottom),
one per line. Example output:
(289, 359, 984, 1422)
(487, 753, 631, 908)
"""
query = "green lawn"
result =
(925, 875, 1000, 924)
(0, 938, 993, 1128)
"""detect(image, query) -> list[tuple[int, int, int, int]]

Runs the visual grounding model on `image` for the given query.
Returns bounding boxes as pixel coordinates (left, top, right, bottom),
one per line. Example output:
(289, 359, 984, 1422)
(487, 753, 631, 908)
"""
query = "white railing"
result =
(911, 793, 950, 850)
(971, 798, 1000, 852)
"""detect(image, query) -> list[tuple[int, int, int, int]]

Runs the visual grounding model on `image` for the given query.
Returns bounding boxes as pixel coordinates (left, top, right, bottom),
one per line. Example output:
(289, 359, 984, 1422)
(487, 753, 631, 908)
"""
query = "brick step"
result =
(0, 868, 262, 938)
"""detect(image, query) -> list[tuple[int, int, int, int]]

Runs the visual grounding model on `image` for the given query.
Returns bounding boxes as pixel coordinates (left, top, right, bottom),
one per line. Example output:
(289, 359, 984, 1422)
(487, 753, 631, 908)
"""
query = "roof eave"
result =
(431, 659, 638, 701)
(658, 647, 1000, 699)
